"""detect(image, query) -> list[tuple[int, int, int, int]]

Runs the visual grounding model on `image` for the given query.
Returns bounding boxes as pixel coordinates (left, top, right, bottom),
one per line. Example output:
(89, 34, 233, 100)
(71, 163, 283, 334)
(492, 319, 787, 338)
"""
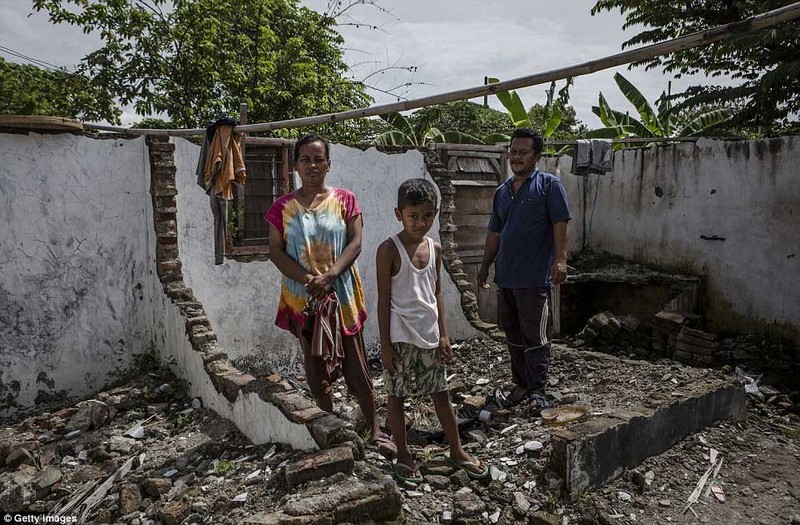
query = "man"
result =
(477, 127, 571, 415)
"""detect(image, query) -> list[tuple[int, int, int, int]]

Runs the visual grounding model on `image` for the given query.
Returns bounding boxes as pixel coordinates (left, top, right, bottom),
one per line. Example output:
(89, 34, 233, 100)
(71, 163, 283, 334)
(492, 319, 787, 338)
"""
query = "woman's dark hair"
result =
(293, 134, 330, 163)
(510, 127, 544, 154)
(397, 178, 438, 209)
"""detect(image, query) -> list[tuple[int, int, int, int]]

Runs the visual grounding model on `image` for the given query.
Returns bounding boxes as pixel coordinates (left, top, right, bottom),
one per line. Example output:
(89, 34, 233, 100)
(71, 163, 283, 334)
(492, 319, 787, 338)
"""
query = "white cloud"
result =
(0, 0, 740, 130)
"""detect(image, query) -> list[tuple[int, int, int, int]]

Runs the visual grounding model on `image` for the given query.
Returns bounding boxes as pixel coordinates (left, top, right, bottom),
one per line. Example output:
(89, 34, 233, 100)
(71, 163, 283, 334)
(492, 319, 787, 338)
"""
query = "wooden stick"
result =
(83, 1, 800, 137)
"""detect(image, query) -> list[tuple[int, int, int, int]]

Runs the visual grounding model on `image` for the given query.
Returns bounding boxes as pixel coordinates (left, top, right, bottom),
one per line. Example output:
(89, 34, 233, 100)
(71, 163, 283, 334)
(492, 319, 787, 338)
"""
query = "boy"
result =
(376, 178, 488, 483)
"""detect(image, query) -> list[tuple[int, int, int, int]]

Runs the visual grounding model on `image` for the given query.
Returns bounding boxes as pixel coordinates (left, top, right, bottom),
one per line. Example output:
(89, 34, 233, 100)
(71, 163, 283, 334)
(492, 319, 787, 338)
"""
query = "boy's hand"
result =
(381, 342, 399, 376)
(439, 336, 452, 364)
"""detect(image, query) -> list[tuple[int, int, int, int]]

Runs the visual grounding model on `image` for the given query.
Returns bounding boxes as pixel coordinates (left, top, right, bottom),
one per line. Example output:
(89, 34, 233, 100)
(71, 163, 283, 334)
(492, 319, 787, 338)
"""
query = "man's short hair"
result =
(293, 134, 330, 163)
(510, 127, 544, 154)
(397, 178, 438, 209)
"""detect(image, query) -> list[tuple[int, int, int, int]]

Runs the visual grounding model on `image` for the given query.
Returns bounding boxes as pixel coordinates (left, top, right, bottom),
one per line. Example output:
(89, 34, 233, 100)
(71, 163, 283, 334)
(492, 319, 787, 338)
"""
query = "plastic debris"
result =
(125, 423, 145, 439)
(735, 366, 763, 398)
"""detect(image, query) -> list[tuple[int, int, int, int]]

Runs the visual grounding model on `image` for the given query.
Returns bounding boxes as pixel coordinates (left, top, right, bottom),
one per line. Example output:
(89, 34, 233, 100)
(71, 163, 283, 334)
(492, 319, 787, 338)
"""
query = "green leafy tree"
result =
(313, 118, 390, 145)
(527, 104, 588, 141)
(32, 0, 371, 128)
(588, 72, 731, 139)
(131, 117, 176, 129)
(0, 57, 115, 121)
(373, 112, 485, 146)
(591, 0, 800, 136)
(408, 101, 513, 140)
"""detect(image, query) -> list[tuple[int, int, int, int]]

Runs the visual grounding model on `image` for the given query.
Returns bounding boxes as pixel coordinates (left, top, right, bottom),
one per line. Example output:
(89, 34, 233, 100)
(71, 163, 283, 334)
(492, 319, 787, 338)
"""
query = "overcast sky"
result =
(0, 0, 730, 129)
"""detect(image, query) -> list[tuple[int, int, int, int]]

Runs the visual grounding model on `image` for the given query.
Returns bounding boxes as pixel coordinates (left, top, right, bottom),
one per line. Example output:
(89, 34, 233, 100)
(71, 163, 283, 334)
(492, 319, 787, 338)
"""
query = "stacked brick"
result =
(650, 311, 687, 357)
(578, 311, 651, 357)
(425, 151, 502, 340)
(673, 326, 719, 365)
(147, 137, 220, 361)
(578, 308, 721, 367)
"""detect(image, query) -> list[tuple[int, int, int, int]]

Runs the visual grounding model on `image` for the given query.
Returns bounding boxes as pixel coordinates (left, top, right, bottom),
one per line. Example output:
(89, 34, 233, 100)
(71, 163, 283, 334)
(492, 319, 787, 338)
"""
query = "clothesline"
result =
(82, 1, 800, 138)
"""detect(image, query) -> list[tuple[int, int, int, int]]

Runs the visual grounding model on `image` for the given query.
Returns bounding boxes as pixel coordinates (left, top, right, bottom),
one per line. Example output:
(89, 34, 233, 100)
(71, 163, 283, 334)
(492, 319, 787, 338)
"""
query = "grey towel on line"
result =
(572, 139, 613, 175)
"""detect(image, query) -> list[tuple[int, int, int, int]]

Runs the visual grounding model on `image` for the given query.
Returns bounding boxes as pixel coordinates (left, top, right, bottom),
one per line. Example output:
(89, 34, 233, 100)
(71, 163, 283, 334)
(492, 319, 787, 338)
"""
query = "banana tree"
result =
(373, 112, 485, 146)
(588, 73, 732, 139)
(483, 78, 573, 153)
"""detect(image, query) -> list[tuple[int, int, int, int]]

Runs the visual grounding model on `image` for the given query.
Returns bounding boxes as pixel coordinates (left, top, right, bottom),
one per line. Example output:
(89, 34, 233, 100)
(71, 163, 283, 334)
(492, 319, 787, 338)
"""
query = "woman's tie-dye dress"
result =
(264, 188, 367, 337)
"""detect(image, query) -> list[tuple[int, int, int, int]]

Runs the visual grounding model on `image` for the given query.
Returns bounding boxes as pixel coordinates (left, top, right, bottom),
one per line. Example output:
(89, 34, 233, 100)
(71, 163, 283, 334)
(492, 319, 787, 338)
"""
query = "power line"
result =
(0, 43, 79, 73)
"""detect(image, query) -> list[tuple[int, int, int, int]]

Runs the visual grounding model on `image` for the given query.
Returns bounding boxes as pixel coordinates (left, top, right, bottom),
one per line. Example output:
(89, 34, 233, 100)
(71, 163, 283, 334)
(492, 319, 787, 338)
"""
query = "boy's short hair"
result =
(293, 134, 330, 163)
(397, 178, 438, 209)
(510, 127, 544, 154)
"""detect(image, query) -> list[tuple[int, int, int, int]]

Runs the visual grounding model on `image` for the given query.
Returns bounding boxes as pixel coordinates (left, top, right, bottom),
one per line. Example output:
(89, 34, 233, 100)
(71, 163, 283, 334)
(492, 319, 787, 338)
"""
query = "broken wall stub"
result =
(549, 379, 746, 500)
(171, 139, 478, 374)
(564, 138, 799, 339)
(0, 132, 161, 419)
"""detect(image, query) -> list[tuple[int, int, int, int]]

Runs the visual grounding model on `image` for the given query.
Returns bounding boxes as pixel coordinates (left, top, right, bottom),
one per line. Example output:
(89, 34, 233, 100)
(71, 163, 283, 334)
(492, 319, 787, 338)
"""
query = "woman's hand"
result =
(305, 272, 335, 300)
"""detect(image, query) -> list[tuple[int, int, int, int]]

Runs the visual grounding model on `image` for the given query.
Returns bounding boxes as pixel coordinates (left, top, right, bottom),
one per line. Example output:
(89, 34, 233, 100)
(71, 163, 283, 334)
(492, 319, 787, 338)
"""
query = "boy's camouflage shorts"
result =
(383, 342, 447, 398)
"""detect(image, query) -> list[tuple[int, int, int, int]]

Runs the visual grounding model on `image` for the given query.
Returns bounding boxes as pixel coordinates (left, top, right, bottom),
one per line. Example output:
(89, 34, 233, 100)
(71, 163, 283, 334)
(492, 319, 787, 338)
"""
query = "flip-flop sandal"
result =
(370, 432, 397, 460)
(444, 451, 490, 480)
(393, 461, 424, 484)
(528, 393, 551, 416)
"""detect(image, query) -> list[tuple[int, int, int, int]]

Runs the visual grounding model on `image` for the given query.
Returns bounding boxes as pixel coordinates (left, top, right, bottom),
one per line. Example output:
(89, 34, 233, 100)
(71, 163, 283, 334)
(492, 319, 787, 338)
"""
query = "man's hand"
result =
(305, 272, 335, 300)
(440, 336, 453, 365)
(550, 259, 568, 285)
(381, 342, 400, 376)
(477, 265, 491, 289)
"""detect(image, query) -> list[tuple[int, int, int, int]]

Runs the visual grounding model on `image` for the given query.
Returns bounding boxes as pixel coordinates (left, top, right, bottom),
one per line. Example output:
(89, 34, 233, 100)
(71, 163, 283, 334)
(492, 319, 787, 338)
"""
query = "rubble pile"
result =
(578, 310, 723, 367)
(1, 336, 799, 524)
(576, 311, 651, 358)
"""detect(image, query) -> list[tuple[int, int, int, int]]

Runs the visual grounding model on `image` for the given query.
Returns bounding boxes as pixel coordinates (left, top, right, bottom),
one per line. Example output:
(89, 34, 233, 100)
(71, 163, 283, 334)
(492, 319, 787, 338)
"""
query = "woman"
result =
(264, 134, 396, 458)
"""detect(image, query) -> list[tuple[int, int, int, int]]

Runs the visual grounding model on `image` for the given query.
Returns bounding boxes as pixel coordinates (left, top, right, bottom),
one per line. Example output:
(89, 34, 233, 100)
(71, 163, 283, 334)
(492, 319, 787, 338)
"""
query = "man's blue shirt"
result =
(488, 168, 571, 288)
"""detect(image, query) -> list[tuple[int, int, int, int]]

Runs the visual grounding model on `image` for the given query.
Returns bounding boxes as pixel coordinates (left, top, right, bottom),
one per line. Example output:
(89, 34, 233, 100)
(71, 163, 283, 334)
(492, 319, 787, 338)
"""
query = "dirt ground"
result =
(1, 336, 799, 525)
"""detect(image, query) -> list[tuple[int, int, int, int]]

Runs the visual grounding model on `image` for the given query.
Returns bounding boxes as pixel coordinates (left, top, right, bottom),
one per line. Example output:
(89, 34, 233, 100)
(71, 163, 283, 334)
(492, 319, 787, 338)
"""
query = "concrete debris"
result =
(30, 465, 62, 492)
(0, 471, 35, 512)
(65, 400, 110, 432)
(0, 333, 797, 524)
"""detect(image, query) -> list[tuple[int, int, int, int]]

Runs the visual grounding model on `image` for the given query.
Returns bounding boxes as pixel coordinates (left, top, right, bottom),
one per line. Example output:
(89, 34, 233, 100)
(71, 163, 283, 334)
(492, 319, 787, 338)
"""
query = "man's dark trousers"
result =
(497, 287, 552, 395)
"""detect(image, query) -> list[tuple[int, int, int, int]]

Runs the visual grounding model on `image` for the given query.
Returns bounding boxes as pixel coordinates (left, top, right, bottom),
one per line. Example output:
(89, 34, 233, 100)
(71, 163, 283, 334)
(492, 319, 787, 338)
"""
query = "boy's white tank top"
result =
(389, 234, 440, 349)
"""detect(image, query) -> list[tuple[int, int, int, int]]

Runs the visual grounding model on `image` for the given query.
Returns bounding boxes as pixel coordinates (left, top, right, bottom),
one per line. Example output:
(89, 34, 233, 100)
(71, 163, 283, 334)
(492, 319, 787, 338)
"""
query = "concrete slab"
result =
(285, 445, 354, 487)
(244, 476, 401, 525)
(549, 379, 745, 500)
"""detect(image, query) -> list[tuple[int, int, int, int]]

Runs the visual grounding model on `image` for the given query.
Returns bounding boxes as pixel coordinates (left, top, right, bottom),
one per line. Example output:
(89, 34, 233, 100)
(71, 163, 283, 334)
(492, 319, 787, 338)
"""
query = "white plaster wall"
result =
(559, 138, 800, 333)
(151, 294, 317, 449)
(540, 155, 585, 255)
(0, 133, 160, 417)
(173, 139, 477, 374)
